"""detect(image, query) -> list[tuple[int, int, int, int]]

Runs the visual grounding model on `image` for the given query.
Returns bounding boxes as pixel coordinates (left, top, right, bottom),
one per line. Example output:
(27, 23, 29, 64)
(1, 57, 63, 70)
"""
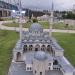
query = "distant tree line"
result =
(62, 11, 75, 20)
(54, 11, 75, 20)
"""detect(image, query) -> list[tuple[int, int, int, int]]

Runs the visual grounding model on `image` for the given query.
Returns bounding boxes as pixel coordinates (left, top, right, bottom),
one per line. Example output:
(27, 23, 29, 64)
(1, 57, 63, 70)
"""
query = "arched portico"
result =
(16, 52, 21, 62)
(47, 45, 51, 52)
(23, 45, 28, 53)
(41, 45, 46, 51)
(29, 45, 33, 51)
(35, 44, 40, 51)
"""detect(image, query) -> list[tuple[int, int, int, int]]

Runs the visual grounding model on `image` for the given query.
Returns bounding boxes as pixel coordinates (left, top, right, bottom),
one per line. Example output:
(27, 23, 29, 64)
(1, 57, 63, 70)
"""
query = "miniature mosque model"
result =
(12, 5, 74, 75)
(12, 22, 74, 75)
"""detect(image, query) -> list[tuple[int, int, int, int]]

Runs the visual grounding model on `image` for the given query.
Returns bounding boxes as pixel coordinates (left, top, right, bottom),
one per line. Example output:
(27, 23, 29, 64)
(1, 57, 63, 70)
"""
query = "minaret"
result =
(49, 1, 54, 37)
(73, 4, 75, 13)
(18, 0, 22, 41)
(32, 13, 34, 19)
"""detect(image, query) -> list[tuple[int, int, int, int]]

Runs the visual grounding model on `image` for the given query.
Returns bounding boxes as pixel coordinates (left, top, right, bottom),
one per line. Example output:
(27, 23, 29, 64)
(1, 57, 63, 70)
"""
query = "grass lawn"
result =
(3, 21, 49, 29)
(3, 22, 32, 28)
(3, 21, 75, 30)
(0, 30, 19, 75)
(53, 33, 75, 67)
(53, 22, 75, 30)
(0, 18, 15, 21)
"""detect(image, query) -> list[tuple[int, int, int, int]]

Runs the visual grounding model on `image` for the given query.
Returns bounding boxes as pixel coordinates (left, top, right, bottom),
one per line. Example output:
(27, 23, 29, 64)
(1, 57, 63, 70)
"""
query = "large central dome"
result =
(34, 51, 47, 61)
(29, 23, 43, 32)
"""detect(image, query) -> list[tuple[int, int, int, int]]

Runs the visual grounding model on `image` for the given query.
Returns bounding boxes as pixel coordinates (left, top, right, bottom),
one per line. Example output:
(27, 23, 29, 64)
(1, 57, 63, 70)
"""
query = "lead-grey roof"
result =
(51, 40, 64, 51)
(34, 51, 47, 61)
(13, 40, 24, 51)
(56, 57, 74, 72)
(29, 23, 43, 32)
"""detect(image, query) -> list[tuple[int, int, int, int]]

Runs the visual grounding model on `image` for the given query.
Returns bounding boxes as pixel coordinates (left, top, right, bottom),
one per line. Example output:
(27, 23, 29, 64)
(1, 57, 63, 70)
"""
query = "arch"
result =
(53, 60, 58, 65)
(41, 45, 46, 51)
(16, 52, 21, 61)
(29, 45, 33, 51)
(35, 44, 40, 51)
(47, 45, 51, 52)
(23, 45, 28, 53)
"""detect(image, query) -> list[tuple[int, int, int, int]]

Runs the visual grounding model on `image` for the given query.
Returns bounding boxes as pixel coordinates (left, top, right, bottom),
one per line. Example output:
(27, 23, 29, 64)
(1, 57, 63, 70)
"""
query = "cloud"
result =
(21, 0, 75, 10)
(3, 0, 75, 10)
(55, 0, 75, 10)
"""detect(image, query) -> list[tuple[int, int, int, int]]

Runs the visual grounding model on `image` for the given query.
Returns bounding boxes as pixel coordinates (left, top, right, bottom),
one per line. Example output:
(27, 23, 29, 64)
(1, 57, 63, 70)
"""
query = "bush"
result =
(33, 18, 38, 23)
(0, 18, 4, 21)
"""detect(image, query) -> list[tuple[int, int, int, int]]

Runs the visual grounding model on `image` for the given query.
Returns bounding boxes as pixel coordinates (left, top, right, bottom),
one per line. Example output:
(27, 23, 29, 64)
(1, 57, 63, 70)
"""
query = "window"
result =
(27, 67, 29, 70)
(40, 72, 42, 75)
(49, 63, 51, 66)
(53, 60, 58, 65)
(49, 67, 50, 70)
(35, 70, 36, 74)
(30, 67, 31, 70)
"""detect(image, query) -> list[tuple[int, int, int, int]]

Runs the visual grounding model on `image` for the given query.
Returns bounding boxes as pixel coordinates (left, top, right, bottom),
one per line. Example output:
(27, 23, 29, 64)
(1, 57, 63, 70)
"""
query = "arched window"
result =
(41, 45, 46, 51)
(47, 45, 51, 52)
(29, 45, 33, 51)
(16, 52, 21, 61)
(53, 60, 58, 65)
(23, 45, 27, 53)
(40, 72, 42, 75)
(49, 67, 50, 70)
(35, 70, 36, 74)
(35, 45, 40, 51)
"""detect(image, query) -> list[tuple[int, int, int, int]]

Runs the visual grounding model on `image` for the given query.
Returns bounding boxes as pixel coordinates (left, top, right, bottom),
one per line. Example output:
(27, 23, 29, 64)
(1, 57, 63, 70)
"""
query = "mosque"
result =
(12, 22, 74, 75)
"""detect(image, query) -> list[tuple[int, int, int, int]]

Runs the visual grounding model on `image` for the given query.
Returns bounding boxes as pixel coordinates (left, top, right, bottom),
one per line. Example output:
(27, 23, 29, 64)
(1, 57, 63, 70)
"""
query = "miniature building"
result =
(37, 15, 49, 21)
(0, 1, 18, 17)
(13, 23, 74, 75)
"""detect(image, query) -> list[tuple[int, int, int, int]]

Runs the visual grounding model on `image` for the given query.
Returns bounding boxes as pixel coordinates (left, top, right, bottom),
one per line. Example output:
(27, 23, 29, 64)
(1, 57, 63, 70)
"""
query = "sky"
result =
(2, 0, 75, 10)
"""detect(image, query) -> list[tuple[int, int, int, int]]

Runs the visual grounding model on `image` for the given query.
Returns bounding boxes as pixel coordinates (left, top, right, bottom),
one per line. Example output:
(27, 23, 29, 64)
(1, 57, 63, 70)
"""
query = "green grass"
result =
(0, 30, 19, 75)
(2, 18, 15, 21)
(39, 21, 49, 29)
(3, 21, 49, 29)
(3, 21, 75, 30)
(3, 22, 32, 28)
(53, 22, 75, 30)
(53, 33, 75, 66)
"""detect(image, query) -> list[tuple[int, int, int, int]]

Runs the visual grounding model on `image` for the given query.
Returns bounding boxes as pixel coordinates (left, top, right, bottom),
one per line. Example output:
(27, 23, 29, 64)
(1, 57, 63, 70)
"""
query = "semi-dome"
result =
(34, 51, 47, 61)
(29, 23, 43, 32)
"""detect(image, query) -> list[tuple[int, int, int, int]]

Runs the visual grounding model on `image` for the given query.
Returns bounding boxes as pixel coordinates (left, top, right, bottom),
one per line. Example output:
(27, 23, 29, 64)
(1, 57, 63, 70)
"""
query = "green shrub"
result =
(33, 18, 38, 23)
(0, 18, 4, 21)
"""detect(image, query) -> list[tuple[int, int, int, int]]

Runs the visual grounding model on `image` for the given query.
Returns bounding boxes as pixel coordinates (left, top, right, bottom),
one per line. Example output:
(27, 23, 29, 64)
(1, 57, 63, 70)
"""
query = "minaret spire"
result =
(18, 0, 22, 41)
(49, 1, 54, 37)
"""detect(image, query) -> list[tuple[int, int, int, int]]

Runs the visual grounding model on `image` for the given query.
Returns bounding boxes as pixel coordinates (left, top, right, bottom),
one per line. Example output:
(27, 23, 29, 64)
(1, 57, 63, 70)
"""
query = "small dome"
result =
(29, 23, 43, 32)
(34, 51, 47, 61)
